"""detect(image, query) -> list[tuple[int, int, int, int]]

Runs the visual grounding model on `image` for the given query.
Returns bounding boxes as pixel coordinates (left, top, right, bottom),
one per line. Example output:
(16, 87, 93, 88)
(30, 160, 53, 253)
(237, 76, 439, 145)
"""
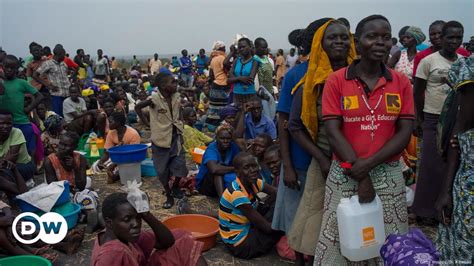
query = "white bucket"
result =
(118, 162, 142, 185)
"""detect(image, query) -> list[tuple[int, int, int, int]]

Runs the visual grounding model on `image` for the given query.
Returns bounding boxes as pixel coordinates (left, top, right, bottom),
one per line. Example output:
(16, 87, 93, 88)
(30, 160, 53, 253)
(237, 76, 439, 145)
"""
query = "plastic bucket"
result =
(118, 162, 142, 185)
(108, 144, 148, 164)
(141, 159, 157, 177)
(0, 255, 52, 266)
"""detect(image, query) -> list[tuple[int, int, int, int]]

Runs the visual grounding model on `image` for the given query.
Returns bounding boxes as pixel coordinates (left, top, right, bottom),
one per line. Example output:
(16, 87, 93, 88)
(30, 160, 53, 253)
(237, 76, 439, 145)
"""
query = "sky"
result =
(1, 0, 473, 58)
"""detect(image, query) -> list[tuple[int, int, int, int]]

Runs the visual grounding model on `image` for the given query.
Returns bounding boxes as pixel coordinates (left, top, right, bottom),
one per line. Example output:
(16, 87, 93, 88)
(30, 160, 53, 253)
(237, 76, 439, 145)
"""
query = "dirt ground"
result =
(50, 173, 293, 266)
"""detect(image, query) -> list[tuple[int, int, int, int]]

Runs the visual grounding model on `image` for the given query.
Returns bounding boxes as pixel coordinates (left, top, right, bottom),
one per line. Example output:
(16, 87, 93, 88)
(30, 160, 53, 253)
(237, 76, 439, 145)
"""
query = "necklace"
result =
(358, 83, 384, 140)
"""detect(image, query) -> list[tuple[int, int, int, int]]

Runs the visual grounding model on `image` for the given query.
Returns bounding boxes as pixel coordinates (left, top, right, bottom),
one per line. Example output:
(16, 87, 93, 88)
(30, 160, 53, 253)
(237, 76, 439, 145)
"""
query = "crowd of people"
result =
(0, 13, 473, 265)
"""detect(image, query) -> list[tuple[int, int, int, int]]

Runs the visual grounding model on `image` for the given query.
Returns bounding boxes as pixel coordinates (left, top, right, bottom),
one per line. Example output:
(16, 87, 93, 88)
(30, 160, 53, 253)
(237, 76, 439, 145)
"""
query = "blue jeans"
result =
(52, 96, 67, 117)
(13, 123, 36, 155)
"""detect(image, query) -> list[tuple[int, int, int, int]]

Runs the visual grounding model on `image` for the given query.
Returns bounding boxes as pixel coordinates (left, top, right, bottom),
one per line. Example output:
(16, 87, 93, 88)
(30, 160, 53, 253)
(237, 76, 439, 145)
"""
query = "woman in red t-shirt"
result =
(316, 15, 415, 264)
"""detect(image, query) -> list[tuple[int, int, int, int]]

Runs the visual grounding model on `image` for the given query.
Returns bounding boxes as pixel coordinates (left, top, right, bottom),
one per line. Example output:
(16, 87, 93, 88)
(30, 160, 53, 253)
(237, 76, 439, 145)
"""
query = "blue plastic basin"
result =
(108, 144, 148, 164)
(15, 181, 71, 213)
(22, 202, 81, 230)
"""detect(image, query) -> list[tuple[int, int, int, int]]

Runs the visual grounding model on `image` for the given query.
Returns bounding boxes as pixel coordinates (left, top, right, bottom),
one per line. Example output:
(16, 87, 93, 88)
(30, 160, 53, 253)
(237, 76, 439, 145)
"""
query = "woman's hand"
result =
(358, 177, 376, 203)
(283, 165, 300, 190)
(239, 76, 253, 85)
(318, 156, 332, 179)
(434, 192, 453, 225)
(345, 158, 373, 181)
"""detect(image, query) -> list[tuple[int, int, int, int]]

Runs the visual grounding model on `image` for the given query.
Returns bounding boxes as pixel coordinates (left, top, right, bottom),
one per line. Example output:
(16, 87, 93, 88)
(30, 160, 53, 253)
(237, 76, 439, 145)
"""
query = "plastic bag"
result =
(125, 180, 149, 213)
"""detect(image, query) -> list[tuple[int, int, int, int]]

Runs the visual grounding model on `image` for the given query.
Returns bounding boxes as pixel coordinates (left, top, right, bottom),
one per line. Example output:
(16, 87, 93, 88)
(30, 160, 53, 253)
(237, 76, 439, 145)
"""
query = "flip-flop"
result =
(162, 196, 174, 209)
(34, 245, 51, 255)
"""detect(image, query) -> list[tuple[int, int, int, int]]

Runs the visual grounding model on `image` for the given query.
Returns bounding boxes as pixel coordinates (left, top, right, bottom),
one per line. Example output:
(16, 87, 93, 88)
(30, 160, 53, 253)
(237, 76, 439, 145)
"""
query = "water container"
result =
(118, 162, 142, 185)
(337, 195, 385, 262)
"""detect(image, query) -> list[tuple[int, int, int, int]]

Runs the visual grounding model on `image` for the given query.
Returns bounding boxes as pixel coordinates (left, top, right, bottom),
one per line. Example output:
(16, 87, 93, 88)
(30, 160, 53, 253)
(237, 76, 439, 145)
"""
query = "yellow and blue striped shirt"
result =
(218, 177, 265, 246)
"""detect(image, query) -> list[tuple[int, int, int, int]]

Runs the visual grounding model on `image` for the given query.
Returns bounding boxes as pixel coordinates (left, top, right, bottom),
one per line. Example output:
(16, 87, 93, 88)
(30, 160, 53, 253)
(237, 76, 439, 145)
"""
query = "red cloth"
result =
(412, 46, 470, 77)
(322, 67, 415, 162)
(64, 57, 78, 69)
(91, 229, 203, 266)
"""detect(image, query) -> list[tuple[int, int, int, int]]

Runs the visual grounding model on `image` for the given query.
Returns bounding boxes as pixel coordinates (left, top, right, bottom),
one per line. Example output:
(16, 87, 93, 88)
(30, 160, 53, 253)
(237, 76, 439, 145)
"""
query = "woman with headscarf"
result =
(315, 15, 414, 264)
(207, 41, 230, 130)
(276, 18, 356, 265)
(388, 26, 426, 82)
(435, 55, 474, 262)
(41, 114, 64, 156)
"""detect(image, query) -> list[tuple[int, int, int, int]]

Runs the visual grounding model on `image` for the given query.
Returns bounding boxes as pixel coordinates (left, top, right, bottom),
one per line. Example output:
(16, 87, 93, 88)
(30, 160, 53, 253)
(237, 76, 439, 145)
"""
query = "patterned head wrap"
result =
(212, 41, 225, 51)
(44, 114, 63, 132)
(219, 104, 238, 120)
(405, 26, 426, 45)
(216, 123, 233, 136)
(448, 56, 474, 90)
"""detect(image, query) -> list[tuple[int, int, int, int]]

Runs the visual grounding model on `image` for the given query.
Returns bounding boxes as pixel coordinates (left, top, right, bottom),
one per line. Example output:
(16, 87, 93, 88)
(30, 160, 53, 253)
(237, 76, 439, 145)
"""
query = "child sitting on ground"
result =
(97, 111, 141, 184)
(219, 152, 282, 259)
(91, 192, 207, 266)
(249, 133, 274, 184)
(182, 107, 212, 154)
(263, 145, 281, 187)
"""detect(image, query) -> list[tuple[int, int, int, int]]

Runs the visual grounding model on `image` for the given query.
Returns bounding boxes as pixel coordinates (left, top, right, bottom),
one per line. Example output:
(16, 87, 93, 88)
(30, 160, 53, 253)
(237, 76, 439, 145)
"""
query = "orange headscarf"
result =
(291, 20, 357, 141)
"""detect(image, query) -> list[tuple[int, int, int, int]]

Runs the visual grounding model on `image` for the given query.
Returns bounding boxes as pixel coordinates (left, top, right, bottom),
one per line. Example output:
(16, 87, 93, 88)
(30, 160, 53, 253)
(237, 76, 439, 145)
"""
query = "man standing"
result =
(33, 45, 70, 117)
(1, 55, 44, 155)
(179, 49, 193, 87)
(285, 48, 298, 72)
(149, 53, 162, 75)
(93, 49, 109, 81)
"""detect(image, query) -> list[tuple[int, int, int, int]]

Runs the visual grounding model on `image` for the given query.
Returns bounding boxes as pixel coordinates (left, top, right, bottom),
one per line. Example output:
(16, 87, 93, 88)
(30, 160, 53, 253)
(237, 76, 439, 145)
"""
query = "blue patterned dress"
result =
(436, 129, 474, 263)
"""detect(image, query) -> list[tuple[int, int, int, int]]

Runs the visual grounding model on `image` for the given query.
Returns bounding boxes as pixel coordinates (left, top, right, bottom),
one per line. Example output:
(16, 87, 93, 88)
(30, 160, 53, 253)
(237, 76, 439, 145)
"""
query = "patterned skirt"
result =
(314, 161, 408, 265)
(436, 129, 474, 263)
(207, 84, 230, 122)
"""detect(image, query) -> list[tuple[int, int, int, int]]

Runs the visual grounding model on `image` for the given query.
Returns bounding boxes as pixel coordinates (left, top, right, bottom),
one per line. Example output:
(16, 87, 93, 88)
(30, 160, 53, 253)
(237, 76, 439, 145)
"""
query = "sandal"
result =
(34, 245, 51, 255)
(162, 196, 174, 209)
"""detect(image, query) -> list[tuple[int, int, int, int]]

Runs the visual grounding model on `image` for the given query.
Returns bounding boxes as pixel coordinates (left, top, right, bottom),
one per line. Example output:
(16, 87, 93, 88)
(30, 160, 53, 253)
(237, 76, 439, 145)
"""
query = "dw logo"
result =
(12, 212, 68, 244)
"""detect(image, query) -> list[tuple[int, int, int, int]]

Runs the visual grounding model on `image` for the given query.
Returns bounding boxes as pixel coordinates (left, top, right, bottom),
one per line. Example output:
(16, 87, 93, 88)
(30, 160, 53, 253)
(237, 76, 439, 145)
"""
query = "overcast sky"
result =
(1, 0, 473, 58)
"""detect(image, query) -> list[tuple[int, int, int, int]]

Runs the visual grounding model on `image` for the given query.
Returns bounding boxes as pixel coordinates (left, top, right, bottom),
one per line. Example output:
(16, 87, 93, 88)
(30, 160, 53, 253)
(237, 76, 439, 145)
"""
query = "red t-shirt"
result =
(322, 61, 415, 162)
(412, 46, 471, 77)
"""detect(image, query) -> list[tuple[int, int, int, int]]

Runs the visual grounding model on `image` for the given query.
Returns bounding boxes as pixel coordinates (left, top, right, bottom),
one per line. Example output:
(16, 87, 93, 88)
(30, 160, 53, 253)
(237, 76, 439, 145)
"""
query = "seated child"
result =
(219, 152, 282, 259)
(63, 86, 97, 136)
(0, 110, 35, 183)
(97, 111, 141, 183)
(95, 97, 116, 137)
(219, 104, 238, 128)
(249, 133, 274, 184)
(182, 107, 212, 153)
(197, 83, 210, 116)
(195, 125, 240, 197)
(44, 131, 88, 192)
(41, 114, 64, 156)
(263, 145, 281, 187)
(91, 192, 207, 266)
